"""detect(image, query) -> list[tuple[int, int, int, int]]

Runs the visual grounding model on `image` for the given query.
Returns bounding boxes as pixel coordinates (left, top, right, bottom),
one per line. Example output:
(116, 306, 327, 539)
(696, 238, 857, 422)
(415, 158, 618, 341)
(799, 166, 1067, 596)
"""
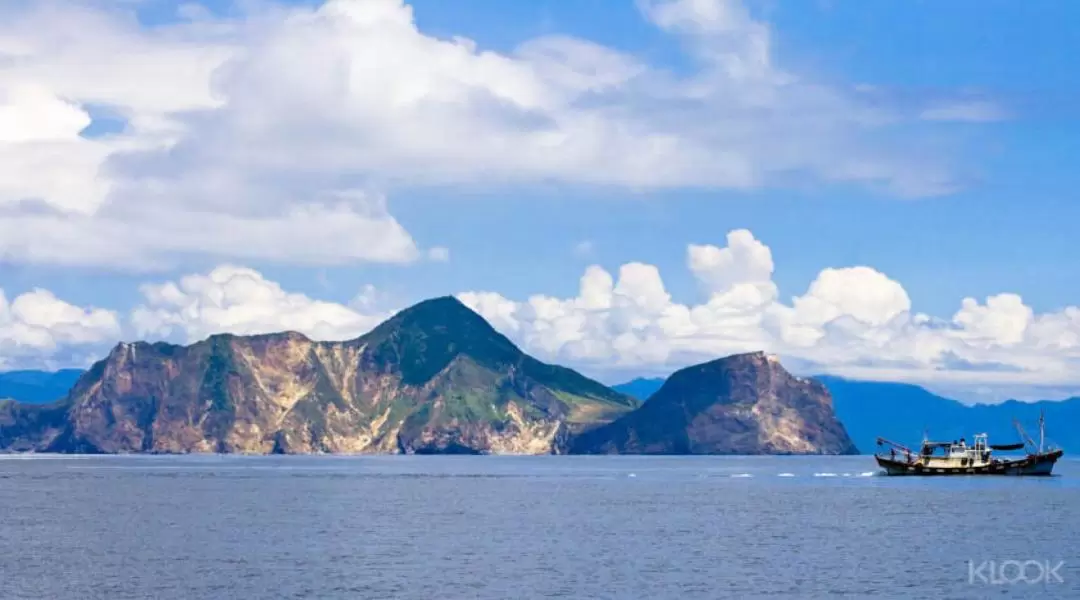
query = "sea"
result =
(1, 455, 1077, 599)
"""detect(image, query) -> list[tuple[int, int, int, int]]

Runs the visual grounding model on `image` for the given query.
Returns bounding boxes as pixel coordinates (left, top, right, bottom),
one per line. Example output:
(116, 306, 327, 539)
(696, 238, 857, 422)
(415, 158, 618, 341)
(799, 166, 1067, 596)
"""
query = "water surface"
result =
(1, 455, 1076, 599)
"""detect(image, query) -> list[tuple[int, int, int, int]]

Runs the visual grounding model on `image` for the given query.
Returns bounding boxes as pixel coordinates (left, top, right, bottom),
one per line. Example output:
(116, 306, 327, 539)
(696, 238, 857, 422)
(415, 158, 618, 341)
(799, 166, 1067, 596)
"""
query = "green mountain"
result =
(0, 297, 639, 454)
(572, 352, 858, 455)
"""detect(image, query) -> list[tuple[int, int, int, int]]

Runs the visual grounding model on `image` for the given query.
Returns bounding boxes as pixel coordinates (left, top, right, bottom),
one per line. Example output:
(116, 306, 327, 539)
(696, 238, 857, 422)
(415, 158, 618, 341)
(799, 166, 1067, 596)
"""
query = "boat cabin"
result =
(917, 434, 992, 468)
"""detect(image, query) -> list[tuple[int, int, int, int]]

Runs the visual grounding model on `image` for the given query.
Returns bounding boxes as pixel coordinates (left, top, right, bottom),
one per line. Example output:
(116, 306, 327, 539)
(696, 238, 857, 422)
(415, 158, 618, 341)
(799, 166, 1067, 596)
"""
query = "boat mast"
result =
(1039, 410, 1045, 454)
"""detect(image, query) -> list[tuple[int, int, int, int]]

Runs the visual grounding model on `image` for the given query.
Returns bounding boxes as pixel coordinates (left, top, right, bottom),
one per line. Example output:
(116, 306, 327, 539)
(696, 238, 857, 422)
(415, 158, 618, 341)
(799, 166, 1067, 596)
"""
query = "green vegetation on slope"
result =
(200, 336, 239, 412)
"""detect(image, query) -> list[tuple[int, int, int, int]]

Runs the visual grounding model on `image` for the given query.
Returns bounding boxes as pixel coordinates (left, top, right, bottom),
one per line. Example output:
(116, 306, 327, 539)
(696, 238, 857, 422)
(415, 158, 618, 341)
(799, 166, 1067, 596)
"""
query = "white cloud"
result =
(5, 241, 1078, 400)
(775, 266, 911, 349)
(0, 287, 121, 370)
(641, 0, 772, 80)
(131, 265, 389, 343)
(459, 228, 1080, 394)
(0, 83, 112, 216)
(688, 228, 773, 294)
(0, 0, 985, 268)
(952, 293, 1032, 346)
(0, 197, 420, 269)
(0, 1, 421, 269)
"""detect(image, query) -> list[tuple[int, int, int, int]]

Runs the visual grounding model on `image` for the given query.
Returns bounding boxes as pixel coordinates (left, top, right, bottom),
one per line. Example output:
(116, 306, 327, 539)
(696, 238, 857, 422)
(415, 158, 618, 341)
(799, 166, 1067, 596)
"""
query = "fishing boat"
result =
(874, 412, 1063, 476)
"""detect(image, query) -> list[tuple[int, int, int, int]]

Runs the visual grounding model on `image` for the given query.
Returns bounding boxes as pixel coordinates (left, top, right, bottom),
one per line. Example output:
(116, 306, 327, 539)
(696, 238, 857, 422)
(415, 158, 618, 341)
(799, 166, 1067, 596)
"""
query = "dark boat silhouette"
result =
(874, 411, 1063, 476)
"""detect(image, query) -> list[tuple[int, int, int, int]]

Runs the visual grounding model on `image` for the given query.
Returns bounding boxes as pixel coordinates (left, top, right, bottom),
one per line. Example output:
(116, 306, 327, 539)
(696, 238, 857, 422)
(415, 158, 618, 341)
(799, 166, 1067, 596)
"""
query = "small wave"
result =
(777, 473, 795, 477)
(856, 471, 876, 477)
(627, 473, 637, 478)
(729, 473, 753, 478)
(813, 472, 838, 477)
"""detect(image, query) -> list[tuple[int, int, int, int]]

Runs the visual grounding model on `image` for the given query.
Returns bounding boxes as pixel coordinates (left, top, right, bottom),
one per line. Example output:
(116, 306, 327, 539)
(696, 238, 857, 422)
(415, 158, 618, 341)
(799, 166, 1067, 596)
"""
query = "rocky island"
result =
(571, 352, 858, 455)
(0, 297, 638, 454)
(0, 297, 856, 455)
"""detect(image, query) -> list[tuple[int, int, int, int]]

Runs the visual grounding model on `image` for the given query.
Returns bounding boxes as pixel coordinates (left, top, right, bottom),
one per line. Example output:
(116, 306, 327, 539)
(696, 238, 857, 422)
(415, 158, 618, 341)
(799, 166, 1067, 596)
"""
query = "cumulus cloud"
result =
(0, 1, 420, 269)
(131, 265, 390, 343)
(0, 83, 112, 216)
(0, 287, 121, 370)
(0, 0, 987, 269)
(6, 239, 1078, 399)
(459, 229, 1080, 392)
(688, 229, 774, 294)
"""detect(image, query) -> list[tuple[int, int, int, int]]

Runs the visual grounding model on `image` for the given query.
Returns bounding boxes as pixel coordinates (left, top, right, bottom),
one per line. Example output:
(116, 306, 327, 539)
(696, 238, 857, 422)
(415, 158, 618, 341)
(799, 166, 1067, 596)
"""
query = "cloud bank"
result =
(6, 228, 1078, 402)
(1, 0, 983, 269)
(458, 229, 1080, 395)
(0, 287, 121, 371)
(1, 0, 1037, 400)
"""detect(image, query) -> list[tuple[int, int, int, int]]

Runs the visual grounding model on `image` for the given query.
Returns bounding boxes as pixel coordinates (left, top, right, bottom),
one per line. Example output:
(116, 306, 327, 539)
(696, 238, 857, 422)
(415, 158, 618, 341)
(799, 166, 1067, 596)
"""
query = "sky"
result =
(1, 0, 1078, 403)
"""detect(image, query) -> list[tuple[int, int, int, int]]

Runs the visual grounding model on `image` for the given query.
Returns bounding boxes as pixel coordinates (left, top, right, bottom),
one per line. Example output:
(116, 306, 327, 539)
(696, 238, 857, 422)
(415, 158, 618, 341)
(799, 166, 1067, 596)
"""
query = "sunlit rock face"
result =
(569, 351, 859, 455)
(0, 297, 639, 455)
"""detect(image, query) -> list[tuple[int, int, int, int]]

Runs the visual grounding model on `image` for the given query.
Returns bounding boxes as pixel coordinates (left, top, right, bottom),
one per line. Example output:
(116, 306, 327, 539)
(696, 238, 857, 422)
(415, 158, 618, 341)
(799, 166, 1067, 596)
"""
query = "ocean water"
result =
(1, 455, 1077, 599)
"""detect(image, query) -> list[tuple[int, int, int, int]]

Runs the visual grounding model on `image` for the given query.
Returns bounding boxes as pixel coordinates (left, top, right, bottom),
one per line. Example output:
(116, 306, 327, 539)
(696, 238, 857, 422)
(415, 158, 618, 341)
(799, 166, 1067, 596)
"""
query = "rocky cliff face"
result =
(0, 297, 639, 455)
(569, 352, 858, 455)
(0, 399, 71, 452)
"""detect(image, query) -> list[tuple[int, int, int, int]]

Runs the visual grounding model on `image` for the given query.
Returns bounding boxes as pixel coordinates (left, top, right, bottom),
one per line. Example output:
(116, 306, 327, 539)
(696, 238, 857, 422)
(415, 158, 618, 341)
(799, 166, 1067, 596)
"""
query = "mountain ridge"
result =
(0, 297, 639, 455)
(613, 374, 1080, 453)
(817, 376, 1079, 454)
(0, 369, 84, 404)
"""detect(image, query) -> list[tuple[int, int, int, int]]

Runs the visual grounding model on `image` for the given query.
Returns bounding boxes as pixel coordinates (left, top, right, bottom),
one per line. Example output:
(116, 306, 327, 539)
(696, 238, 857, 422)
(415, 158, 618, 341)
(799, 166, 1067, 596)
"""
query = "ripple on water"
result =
(0, 455, 1076, 599)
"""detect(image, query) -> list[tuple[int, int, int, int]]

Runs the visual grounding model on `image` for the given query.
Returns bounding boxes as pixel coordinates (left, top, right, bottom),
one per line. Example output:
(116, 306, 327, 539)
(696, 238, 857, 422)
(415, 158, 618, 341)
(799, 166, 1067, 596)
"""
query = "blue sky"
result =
(1, 0, 1078, 400)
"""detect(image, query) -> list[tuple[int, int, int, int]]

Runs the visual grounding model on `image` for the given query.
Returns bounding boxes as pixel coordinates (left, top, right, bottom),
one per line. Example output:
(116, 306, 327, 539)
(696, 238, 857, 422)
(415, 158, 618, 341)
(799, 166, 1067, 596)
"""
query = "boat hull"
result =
(875, 449, 1063, 476)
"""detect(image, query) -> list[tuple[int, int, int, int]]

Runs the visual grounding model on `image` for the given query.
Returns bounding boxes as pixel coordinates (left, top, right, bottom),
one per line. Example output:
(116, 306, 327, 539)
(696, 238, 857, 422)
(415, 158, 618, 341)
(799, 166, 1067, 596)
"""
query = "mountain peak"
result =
(667, 350, 787, 389)
(360, 295, 521, 385)
(388, 295, 482, 325)
(365, 295, 504, 342)
(571, 350, 857, 455)
(414, 295, 470, 310)
(701, 350, 771, 366)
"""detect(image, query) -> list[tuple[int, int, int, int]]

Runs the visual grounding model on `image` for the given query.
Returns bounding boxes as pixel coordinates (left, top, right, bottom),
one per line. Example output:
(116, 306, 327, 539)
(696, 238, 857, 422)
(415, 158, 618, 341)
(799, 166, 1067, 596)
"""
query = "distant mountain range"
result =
(613, 376, 1080, 454)
(15, 301, 1070, 456)
(0, 298, 854, 456)
(0, 370, 84, 404)
(611, 378, 665, 401)
(607, 378, 666, 404)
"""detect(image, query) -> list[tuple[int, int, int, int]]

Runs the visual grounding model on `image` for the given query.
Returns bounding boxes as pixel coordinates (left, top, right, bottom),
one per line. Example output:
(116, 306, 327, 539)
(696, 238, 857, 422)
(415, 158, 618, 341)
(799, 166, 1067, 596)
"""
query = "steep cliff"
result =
(0, 297, 639, 455)
(569, 352, 858, 455)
